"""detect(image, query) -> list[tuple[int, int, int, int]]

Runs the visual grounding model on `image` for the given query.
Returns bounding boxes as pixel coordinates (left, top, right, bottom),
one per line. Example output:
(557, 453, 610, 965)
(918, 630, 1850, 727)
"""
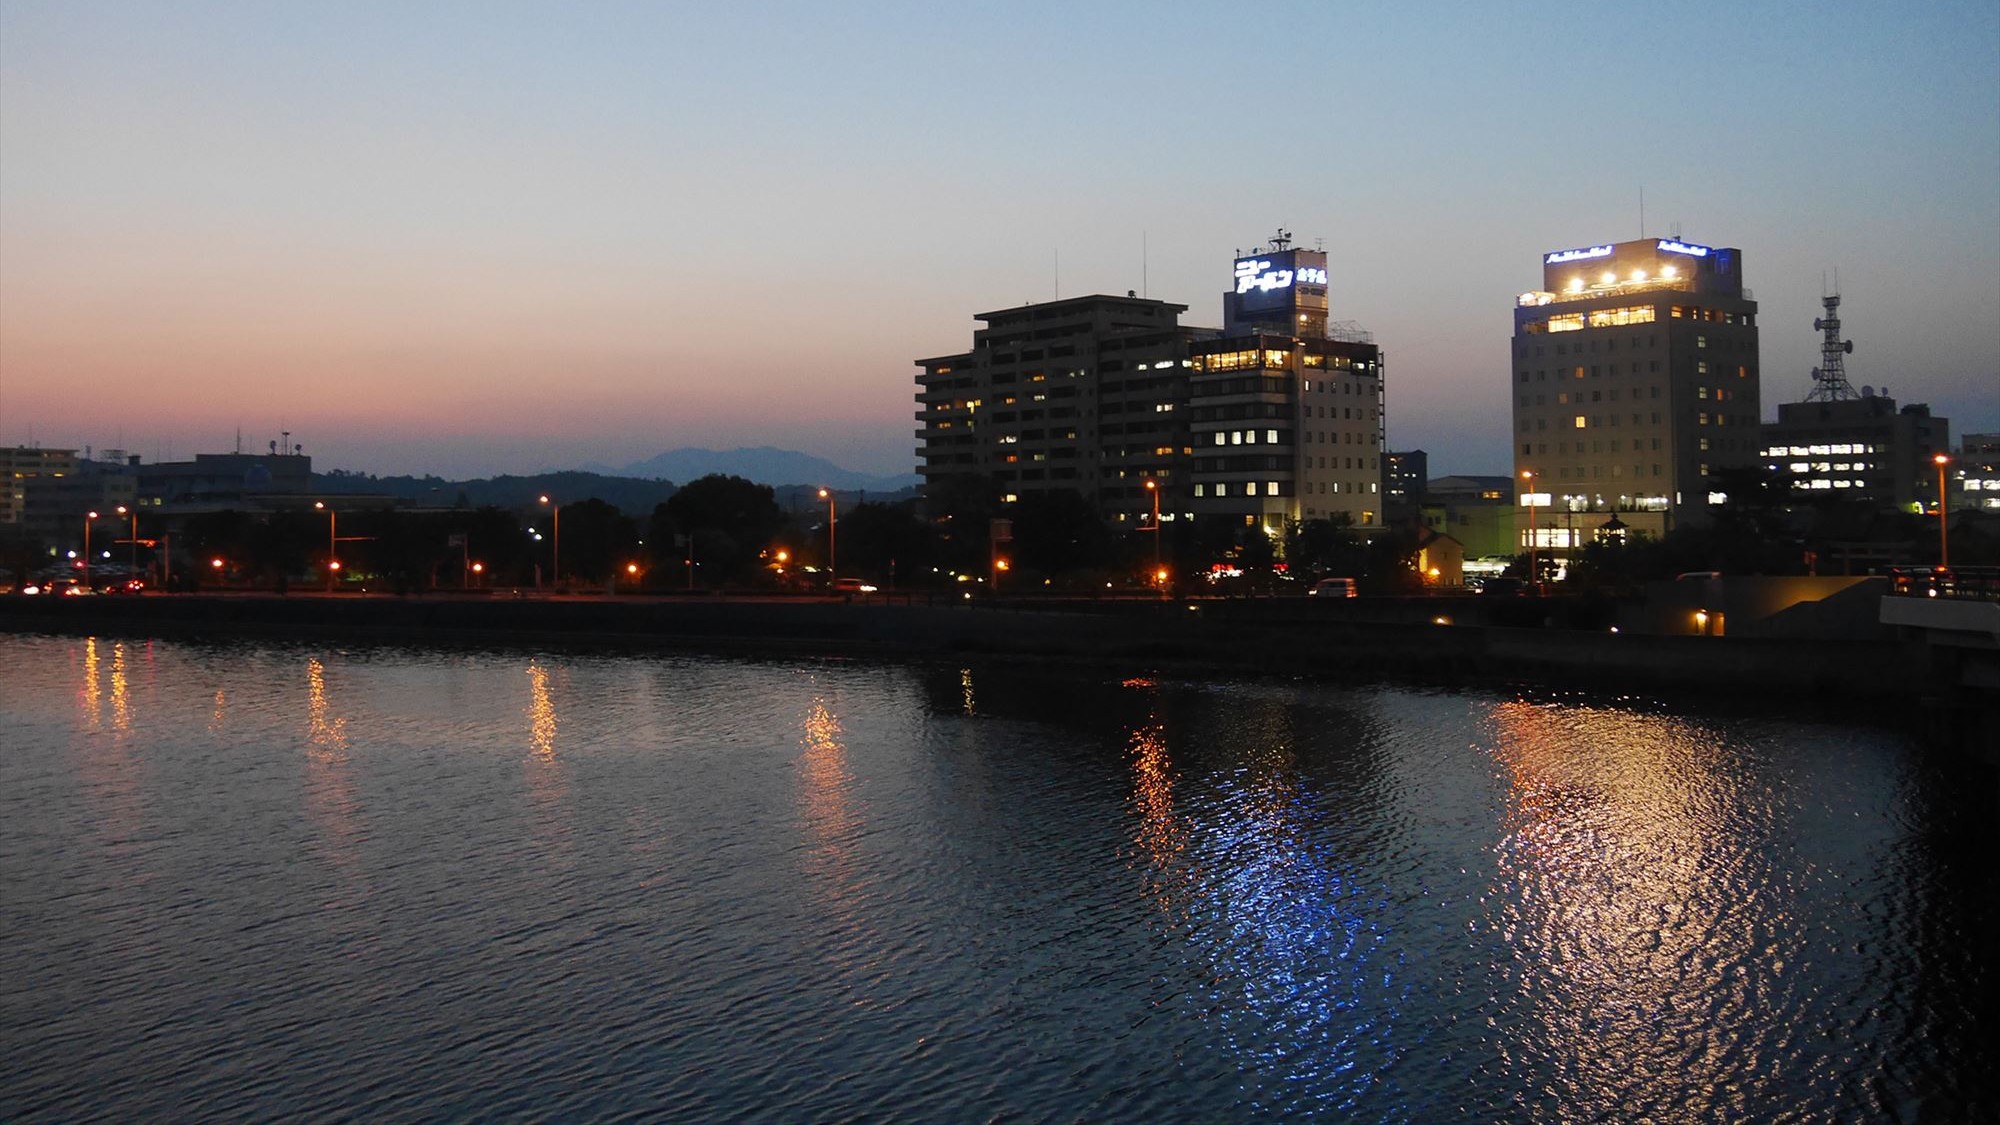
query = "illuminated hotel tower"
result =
(1510, 237, 1761, 554)
(1187, 233, 1384, 533)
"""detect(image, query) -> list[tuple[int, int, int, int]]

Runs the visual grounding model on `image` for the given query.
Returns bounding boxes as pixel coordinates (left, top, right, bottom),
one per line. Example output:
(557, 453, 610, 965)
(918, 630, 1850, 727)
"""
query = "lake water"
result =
(0, 633, 1990, 1120)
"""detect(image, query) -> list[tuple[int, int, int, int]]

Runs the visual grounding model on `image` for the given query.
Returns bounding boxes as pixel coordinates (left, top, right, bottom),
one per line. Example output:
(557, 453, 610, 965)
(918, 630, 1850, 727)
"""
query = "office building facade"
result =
(915, 236, 1385, 541)
(1, 446, 77, 527)
(1760, 392, 1949, 512)
(1511, 236, 1761, 551)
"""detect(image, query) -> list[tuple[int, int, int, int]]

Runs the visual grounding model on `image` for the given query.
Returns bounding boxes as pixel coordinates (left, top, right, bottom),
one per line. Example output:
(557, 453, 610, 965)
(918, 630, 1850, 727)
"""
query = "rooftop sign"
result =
(1656, 239, 1712, 257)
(1545, 245, 1613, 265)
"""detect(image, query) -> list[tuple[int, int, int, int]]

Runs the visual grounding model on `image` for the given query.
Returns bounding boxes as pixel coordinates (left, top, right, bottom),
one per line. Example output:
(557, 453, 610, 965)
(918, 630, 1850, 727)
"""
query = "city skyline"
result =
(3, 2, 1995, 480)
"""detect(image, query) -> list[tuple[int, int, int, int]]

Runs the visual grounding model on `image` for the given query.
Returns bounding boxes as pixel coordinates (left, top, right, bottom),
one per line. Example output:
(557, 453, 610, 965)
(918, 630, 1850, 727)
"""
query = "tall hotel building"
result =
(1511, 237, 1760, 549)
(1189, 240, 1383, 532)
(915, 235, 1384, 537)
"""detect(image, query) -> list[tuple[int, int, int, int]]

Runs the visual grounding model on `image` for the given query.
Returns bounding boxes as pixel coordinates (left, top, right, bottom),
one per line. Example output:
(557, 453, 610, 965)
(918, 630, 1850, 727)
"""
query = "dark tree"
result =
(924, 473, 1001, 573)
(663, 475, 784, 582)
(834, 501, 932, 586)
(554, 498, 640, 584)
(1011, 490, 1111, 579)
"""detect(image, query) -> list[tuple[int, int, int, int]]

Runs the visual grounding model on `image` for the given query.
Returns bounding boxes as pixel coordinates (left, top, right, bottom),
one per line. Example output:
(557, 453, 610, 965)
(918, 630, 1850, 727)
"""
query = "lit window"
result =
(1266, 429, 1279, 444)
(1574, 416, 1587, 429)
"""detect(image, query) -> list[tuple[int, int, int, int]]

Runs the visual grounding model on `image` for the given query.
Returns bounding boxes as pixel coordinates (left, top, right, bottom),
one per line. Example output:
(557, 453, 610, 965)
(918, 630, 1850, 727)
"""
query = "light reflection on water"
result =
(0, 635, 1989, 1121)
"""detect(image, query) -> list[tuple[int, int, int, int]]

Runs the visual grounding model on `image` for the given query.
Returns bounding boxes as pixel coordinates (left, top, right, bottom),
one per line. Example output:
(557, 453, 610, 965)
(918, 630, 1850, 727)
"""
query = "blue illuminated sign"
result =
(1545, 245, 1613, 264)
(1656, 239, 1712, 258)
(1235, 258, 1292, 294)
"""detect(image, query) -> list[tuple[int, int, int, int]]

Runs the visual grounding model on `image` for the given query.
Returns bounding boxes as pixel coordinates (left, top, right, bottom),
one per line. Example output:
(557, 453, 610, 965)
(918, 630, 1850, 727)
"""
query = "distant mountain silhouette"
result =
(317, 470, 680, 515)
(609, 447, 918, 491)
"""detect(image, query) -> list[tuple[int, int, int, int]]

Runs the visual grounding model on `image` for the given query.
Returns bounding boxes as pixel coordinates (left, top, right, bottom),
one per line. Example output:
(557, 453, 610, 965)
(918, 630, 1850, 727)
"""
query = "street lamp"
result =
(539, 495, 561, 590)
(1934, 453, 1951, 569)
(1520, 470, 1538, 592)
(115, 505, 138, 583)
(83, 510, 99, 590)
(1143, 478, 1161, 578)
(817, 488, 837, 580)
(315, 501, 337, 591)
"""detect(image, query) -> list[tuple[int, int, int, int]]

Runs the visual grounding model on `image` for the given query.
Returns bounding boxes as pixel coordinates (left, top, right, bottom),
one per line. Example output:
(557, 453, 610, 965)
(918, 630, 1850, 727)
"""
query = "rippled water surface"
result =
(0, 633, 1991, 1120)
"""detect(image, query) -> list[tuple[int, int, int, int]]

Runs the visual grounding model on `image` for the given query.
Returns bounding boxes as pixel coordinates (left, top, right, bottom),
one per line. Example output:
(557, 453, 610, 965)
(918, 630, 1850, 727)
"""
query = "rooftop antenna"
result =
(1806, 278, 1857, 402)
(1639, 187, 1645, 238)
(1054, 248, 1059, 300)
(1142, 230, 1148, 299)
(235, 426, 242, 454)
(1270, 227, 1292, 251)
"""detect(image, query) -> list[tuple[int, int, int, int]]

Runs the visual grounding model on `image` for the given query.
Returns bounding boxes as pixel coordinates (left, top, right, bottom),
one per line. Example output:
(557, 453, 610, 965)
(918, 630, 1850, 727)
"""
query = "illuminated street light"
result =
(115, 505, 138, 583)
(817, 488, 837, 579)
(1934, 454, 1952, 570)
(83, 510, 99, 590)
(539, 495, 561, 590)
(1520, 470, 1539, 593)
(314, 501, 337, 592)
(1143, 478, 1161, 580)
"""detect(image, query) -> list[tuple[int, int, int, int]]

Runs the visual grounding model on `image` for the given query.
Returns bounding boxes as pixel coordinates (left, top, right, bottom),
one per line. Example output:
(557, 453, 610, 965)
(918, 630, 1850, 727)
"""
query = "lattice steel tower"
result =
(1806, 291, 1856, 401)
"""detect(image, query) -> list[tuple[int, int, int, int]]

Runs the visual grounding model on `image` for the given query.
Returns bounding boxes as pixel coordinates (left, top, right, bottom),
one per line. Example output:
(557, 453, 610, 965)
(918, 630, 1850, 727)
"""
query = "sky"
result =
(2, 1, 1995, 479)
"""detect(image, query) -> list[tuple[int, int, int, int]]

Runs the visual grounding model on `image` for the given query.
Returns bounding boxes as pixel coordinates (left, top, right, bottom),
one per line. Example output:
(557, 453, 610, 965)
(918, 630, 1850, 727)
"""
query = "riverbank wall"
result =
(0, 590, 1933, 703)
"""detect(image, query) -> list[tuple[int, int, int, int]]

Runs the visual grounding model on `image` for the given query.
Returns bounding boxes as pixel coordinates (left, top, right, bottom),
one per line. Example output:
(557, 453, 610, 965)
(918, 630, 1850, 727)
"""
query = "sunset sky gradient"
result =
(3, 1, 1995, 478)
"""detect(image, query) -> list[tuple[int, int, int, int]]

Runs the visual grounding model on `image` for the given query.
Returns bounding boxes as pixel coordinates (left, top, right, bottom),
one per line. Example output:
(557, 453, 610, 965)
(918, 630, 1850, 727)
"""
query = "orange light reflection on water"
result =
(1482, 697, 1763, 1117)
(524, 662, 572, 863)
(304, 658, 367, 898)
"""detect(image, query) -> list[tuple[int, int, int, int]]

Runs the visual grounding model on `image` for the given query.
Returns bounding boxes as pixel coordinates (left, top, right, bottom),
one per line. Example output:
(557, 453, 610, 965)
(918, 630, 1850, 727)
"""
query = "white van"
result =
(1308, 577, 1358, 598)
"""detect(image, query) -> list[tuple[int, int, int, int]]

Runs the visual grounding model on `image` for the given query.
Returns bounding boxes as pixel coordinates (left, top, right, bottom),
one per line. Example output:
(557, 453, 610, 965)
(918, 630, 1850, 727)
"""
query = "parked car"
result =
(1478, 577, 1525, 596)
(1308, 577, 1358, 598)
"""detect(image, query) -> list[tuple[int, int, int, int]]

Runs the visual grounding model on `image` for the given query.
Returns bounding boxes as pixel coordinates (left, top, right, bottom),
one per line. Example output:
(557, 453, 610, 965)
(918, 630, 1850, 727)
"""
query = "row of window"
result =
(1543, 305, 1659, 333)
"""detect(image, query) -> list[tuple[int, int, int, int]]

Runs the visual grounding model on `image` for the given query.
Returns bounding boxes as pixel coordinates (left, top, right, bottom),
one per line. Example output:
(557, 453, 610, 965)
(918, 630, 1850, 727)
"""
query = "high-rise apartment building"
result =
(915, 295, 1202, 528)
(1511, 236, 1760, 551)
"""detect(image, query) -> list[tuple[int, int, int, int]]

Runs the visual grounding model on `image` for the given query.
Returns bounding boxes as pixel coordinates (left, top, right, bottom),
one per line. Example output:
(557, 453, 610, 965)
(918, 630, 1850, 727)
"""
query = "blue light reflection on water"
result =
(0, 635, 1990, 1121)
(1120, 679, 1406, 1116)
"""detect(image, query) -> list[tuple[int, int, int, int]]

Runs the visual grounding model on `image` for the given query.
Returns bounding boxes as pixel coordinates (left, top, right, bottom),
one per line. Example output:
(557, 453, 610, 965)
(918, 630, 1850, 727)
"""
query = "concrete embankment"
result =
(0, 592, 1931, 706)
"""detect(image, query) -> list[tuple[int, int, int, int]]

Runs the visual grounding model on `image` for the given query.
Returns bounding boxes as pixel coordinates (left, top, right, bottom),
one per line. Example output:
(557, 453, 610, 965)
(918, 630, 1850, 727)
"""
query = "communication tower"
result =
(1806, 291, 1856, 402)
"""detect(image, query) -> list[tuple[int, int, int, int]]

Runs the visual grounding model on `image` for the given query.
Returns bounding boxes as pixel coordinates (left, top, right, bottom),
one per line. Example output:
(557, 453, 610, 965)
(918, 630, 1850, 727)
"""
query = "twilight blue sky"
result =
(2, 1, 1995, 478)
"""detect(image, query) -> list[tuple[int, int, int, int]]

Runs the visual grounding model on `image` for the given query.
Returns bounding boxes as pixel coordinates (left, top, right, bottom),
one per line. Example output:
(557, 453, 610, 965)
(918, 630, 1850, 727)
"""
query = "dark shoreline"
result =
(0, 588, 1943, 693)
(9, 590, 1995, 761)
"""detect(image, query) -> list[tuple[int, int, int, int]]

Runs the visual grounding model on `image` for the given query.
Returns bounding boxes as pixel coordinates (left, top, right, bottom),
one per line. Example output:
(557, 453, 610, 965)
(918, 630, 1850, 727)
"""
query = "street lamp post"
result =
(1144, 478, 1161, 577)
(817, 488, 837, 580)
(315, 501, 338, 591)
(115, 505, 138, 583)
(539, 495, 561, 591)
(1934, 454, 1951, 569)
(83, 510, 98, 590)
(1520, 470, 1538, 592)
